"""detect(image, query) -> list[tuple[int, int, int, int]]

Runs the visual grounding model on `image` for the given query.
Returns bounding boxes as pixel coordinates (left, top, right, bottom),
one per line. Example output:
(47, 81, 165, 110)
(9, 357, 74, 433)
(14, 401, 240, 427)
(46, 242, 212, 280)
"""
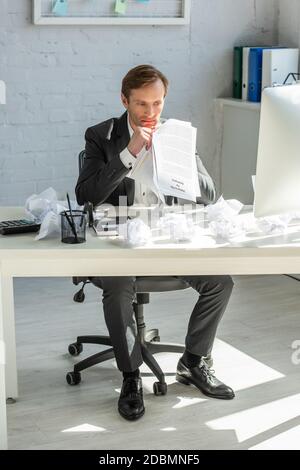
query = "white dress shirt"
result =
(119, 115, 159, 206)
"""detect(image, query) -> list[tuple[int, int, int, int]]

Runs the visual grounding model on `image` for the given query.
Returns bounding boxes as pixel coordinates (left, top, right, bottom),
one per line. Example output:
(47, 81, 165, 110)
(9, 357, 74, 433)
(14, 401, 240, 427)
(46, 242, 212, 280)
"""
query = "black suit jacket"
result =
(76, 111, 217, 207)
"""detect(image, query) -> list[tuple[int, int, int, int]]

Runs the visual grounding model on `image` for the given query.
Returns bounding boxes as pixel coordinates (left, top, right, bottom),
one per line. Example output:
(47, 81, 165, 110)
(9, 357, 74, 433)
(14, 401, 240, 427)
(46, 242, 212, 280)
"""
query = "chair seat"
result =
(85, 275, 189, 293)
(135, 276, 189, 293)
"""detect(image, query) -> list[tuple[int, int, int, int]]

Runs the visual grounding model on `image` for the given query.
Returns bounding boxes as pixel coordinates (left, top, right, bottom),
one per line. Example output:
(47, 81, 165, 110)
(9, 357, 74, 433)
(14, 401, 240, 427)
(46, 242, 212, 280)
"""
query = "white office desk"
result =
(1, 206, 300, 449)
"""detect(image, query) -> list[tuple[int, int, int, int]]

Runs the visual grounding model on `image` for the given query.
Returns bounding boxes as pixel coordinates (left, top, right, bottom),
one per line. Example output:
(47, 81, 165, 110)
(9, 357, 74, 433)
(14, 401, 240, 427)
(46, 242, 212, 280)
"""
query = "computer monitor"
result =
(254, 83, 300, 218)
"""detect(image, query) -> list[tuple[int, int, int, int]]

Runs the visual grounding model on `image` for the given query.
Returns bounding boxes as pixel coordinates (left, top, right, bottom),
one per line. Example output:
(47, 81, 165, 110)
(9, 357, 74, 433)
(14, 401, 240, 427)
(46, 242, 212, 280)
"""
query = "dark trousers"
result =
(91, 275, 234, 372)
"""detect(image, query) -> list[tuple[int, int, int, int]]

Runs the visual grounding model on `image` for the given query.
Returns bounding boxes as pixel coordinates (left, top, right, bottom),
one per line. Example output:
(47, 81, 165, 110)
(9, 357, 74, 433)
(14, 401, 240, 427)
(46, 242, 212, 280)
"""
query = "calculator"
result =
(0, 219, 41, 235)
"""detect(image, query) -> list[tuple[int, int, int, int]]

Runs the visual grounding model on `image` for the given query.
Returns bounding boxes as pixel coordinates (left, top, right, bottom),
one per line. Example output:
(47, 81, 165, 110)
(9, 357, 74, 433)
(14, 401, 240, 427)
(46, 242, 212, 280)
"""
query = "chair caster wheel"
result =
(68, 342, 83, 356)
(153, 381, 167, 396)
(73, 290, 85, 303)
(66, 371, 81, 385)
(151, 336, 160, 342)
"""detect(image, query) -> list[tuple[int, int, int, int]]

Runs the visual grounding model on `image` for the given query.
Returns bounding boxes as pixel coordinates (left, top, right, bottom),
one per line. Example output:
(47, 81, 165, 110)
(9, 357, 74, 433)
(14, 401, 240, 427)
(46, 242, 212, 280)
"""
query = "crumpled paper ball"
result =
(126, 217, 152, 246)
(24, 187, 79, 240)
(25, 187, 58, 223)
(209, 216, 245, 240)
(158, 212, 200, 242)
(255, 213, 292, 235)
(206, 196, 245, 240)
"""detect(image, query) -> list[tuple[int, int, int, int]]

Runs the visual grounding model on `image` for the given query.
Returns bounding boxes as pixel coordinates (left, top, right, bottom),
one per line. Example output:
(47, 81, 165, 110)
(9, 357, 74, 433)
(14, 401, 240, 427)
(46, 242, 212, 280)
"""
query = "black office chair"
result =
(67, 276, 190, 395)
(66, 151, 192, 395)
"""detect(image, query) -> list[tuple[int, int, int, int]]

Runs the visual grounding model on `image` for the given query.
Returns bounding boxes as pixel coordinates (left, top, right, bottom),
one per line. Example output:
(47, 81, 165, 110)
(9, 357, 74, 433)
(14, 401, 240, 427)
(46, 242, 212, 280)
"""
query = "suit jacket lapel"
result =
(115, 111, 130, 153)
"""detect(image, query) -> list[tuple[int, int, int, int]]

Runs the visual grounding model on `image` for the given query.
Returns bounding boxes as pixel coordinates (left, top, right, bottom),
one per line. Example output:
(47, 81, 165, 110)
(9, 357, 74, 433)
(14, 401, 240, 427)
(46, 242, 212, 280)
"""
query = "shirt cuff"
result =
(120, 148, 136, 170)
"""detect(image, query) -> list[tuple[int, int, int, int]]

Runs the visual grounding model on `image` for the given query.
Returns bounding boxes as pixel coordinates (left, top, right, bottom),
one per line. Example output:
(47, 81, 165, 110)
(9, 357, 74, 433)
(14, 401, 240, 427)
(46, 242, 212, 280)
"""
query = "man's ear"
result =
(121, 93, 129, 109)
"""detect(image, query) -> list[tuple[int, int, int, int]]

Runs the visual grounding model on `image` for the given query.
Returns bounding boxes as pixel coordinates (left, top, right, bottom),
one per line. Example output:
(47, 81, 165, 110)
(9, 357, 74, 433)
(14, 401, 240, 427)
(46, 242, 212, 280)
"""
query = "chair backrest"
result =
(78, 150, 85, 173)
(78, 150, 94, 226)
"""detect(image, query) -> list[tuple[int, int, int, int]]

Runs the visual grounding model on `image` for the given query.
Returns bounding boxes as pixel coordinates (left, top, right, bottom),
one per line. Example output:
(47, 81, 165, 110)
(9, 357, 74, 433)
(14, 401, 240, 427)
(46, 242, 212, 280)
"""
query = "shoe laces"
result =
(123, 378, 141, 398)
(199, 360, 216, 382)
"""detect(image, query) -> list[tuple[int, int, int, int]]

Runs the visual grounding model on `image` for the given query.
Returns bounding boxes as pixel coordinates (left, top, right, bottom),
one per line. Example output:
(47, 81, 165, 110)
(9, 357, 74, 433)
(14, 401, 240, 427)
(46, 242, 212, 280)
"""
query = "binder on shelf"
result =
(233, 46, 243, 99)
(242, 46, 264, 100)
(248, 46, 285, 102)
(242, 47, 251, 100)
(262, 48, 299, 90)
(248, 47, 270, 102)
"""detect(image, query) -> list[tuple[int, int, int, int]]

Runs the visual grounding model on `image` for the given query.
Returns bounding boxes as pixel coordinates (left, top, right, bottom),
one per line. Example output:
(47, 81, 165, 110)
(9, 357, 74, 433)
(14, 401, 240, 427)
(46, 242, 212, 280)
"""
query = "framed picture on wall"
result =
(32, 0, 191, 25)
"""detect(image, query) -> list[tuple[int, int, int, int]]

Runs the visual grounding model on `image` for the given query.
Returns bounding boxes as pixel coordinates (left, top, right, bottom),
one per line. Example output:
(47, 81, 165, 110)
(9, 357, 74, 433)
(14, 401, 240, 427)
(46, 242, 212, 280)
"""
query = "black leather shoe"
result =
(118, 377, 145, 421)
(202, 354, 213, 369)
(176, 358, 235, 400)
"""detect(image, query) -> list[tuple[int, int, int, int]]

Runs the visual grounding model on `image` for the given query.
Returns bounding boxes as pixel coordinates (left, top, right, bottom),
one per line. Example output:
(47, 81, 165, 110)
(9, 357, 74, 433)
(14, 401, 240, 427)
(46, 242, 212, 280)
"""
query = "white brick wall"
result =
(0, 0, 278, 205)
(278, 0, 300, 47)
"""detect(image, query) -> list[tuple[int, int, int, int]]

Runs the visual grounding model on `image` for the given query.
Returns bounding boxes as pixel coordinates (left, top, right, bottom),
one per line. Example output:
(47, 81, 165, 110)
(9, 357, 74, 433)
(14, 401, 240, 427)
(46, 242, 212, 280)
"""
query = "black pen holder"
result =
(61, 210, 87, 244)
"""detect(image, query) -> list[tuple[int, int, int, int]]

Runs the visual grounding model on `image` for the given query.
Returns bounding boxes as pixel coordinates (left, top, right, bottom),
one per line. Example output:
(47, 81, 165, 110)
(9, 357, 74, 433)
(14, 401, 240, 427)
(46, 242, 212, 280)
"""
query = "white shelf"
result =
(215, 98, 261, 111)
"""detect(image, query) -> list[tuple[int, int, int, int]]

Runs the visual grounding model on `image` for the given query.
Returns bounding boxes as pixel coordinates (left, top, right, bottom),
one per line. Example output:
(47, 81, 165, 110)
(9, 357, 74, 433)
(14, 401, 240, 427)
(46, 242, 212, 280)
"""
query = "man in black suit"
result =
(76, 65, 234, 421)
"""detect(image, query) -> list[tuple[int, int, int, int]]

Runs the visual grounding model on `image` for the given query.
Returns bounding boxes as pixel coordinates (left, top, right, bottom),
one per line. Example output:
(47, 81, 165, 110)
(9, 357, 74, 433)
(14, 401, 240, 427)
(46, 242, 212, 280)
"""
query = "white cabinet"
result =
(216, 99, 261, 205)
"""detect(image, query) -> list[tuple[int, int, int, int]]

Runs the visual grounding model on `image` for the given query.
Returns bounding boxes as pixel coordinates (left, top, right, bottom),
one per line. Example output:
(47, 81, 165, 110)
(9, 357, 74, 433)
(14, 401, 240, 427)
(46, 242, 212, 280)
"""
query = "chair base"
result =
(67, 332, 185, 386)
(67, 332, 213, 389)
(67, 296, 213, 393)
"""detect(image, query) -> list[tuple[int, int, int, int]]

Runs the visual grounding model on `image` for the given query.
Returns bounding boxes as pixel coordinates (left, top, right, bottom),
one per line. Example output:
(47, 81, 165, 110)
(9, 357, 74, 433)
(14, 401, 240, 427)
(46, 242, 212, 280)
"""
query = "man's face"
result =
(121, 79, 165, 130)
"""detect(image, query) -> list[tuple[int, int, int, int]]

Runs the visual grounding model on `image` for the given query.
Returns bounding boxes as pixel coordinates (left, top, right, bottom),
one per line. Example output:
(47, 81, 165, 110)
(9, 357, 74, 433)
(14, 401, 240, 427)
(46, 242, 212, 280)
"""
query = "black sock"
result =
(123, 369, 140, 380)
(181, 350, 201, 368)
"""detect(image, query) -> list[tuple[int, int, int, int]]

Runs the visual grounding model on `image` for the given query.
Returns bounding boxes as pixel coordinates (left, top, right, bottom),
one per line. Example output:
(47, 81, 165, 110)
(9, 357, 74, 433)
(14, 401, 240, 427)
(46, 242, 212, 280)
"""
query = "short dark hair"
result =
(121, 65, 169, 100)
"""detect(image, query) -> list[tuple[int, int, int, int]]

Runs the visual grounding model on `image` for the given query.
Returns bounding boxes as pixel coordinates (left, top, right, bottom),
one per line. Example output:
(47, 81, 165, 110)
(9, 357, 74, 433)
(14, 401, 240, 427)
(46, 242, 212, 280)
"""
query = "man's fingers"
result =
(142, 133, 152, 141)
(141, 127, 153, 136)
(140, 131, 152, 143)
(139, 125, 153, 133)
(145, 135, 153, 151)
(130, 126, 154, 153)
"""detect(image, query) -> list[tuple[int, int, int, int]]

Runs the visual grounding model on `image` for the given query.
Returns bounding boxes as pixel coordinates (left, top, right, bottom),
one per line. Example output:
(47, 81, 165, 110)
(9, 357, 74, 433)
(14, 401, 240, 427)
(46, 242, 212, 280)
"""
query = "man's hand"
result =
(127, 126, 155, 157)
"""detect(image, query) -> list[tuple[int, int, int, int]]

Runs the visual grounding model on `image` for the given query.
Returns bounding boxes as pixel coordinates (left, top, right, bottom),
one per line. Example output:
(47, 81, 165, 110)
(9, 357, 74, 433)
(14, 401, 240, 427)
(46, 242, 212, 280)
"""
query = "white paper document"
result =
(128, 119, 201, 203)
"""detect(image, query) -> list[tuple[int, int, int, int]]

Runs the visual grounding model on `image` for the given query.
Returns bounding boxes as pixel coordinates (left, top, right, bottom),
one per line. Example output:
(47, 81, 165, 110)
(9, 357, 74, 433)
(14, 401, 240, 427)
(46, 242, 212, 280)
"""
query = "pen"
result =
(66, 193, 79, 242)
(63, 210, 78, 241)
(79, 212, 85, 227)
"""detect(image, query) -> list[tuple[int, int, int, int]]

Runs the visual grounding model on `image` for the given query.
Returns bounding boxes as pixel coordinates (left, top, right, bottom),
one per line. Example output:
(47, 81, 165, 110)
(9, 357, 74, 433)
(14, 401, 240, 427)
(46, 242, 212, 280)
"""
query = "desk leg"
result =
(0, 272, 8, 449)
(1, 275, 18, 401)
